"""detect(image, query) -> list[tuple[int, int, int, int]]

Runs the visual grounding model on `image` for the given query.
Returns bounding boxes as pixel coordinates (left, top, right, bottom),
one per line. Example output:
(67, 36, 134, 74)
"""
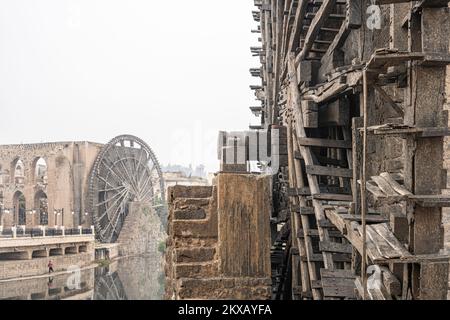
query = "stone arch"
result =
(32, 157, 48, 186)
(35, 190, 48, 226)
(11, 158, 25, 185)
(13, 191, 26, 226)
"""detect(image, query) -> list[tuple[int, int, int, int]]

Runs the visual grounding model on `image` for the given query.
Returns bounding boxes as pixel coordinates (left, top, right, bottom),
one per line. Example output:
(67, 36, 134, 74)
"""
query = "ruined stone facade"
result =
(165, 174, 272, 300)
(0, 142, 103, 229)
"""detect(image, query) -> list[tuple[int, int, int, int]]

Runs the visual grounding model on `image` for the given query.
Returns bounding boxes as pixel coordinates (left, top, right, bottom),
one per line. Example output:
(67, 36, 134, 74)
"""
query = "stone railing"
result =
(0, 225, 95, 239)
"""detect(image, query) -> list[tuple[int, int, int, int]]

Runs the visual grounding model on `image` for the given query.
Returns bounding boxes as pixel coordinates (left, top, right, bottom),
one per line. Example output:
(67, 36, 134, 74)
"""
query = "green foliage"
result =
(96, 259, 111, 267)
(158, 241, 166, 254)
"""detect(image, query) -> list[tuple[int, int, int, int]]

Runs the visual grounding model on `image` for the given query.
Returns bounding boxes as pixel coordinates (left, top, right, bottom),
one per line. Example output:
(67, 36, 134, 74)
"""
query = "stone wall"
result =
(165, 174, 272, 300)
(117, 202, 166, 257)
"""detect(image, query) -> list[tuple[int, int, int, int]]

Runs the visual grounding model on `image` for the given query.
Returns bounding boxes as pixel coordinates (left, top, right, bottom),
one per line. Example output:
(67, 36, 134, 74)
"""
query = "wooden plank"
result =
(371, 176, 399, 196)
(317, 219, 335, 228)
(383, 253, 450, 264)
(322, 285, 356, 298)
(298, 229, 320, 237)
(319, 241, 353, 254)
(380, 266, 402, 297)
(347, 0, 362, 28)
(328, 230, 345, 238)
(371, 224, 412, 257)
(302, 253, 351, 262)
(311, 280, 323, 289)
(321, 277, 356, 288)
(306, 165, 353, 178)
(410, 195, 450, 207)
(338, 214, 389, 224)
(370, 126, 450, 137)
(286, 0, 309, 56)
(299, 206, 315, 215)
(301, 100, 319, 128)
(294, 150, 303, 160)
(320, 268, 356, 279)
(289, 54, 335, 277)
(366, 52, 425, 71)
(366, 182, 388, 198)
(312, 193, 353, 202)
(297, 137, 352, 149)
(319, 98, 350, 127)
(296, 0, 337, 63)
(352, 117, 363, 215)
(316, 155, 348, 167)
(287, 119, 315, 299)
(324, 208, 348, 234)
(379, 172, 412, 196)
(301, 254, 323, 262)
(297, 60, 314, 83)
(288, 187, 311, 196)
(366, 225, 403, 260)
(373, 84, 404, 116)
(357, 224, 386, 262)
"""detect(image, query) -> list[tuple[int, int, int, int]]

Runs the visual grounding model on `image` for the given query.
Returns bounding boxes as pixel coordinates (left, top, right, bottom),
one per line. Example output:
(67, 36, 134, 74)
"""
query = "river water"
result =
(0, 254, 165, 300)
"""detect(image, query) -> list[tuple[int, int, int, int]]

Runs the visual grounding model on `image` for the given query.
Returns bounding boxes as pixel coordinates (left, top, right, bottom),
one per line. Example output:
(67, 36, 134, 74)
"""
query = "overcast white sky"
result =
(0, 0, 260, 172)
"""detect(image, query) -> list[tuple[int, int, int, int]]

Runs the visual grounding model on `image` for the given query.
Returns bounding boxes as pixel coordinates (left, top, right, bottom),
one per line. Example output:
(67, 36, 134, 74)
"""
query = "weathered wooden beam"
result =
(334, 214, 389, 224)
(297, 137, 352, 149)
(319, 98, 350, 126)
(287, 119, 314, 299)
(301, 100, 318, 128)
(319, 241, 353, 254)
(373, 84, 404, 116)
(287, 0, 309, 56)
(380, 266, 402, 297)
(305, 13, 346, 20)
(312, 193, 353, 202)
(296, 0, 337, 64)
(288, 54, 335, 272)
(306, 165, 353, 178)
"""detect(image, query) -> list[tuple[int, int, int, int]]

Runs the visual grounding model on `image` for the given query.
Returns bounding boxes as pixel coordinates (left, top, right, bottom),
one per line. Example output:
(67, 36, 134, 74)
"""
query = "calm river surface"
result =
(0, 254, 165, 300)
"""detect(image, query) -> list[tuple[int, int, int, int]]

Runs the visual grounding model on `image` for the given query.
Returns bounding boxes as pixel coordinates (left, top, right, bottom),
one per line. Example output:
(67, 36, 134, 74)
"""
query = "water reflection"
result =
(0, 254, 164, 300)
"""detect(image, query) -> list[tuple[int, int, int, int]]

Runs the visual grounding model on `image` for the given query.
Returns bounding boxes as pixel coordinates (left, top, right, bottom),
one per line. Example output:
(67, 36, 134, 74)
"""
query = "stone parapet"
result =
(165, 174, 272, 300)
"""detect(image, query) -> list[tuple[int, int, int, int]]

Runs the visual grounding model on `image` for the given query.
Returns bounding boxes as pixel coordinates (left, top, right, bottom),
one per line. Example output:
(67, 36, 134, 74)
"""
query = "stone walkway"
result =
(0, 263, 97, 283)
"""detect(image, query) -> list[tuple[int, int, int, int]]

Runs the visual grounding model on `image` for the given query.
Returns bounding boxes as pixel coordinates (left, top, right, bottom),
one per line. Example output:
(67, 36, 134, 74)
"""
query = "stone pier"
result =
(165, 173, 272, 300)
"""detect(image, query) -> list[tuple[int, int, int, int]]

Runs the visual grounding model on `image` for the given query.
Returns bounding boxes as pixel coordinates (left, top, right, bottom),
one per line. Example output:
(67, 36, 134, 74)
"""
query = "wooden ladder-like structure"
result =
(286, 55, 356, 300)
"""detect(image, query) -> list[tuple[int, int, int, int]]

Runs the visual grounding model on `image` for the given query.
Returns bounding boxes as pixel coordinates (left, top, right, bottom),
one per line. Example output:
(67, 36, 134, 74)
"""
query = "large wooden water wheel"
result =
(88, 135, 165, 243)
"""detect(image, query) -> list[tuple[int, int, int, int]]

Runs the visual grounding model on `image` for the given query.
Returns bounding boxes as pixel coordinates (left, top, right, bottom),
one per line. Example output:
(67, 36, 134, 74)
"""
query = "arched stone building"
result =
(0, 141, 103, 229)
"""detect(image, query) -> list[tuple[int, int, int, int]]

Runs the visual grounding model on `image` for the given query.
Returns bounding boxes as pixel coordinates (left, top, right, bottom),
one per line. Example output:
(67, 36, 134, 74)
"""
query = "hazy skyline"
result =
(0, 0, 260, 172)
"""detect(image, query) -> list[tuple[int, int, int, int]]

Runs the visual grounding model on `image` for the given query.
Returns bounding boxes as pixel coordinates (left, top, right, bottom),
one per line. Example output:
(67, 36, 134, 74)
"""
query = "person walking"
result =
(48, 260, 54, 273)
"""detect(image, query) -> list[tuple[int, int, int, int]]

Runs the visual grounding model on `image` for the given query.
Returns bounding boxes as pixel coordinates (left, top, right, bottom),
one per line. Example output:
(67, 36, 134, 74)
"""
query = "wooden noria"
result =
(247, 0, 450, 300)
